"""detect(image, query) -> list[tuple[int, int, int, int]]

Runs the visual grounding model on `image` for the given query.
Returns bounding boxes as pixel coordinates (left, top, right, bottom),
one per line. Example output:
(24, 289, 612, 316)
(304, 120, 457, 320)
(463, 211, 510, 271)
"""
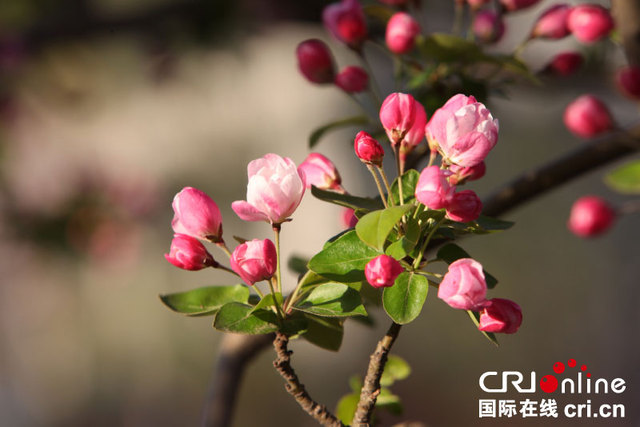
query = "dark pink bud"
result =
(365, 255, 404, 288)
(446, 190, 483, 223)
(323, 0, 368, 48)
(563, 95, 614, 138)
(449, 162, 486, 185)
(500, 0, 541, 12)
(473, 10, 505, 44)
(380, 92, 417, 145)
(165, 233, 215, 271)
(354, 131, 385, 166)
(415, 165, 455, 210)
(335, 66, 369, 93)
(478, 298, 522, 334)
(385, 12, 421, 55)
(298, 153, 343, 192)
(438, 258, 488, 310)
(568, 195, 616, 237)
(296, 39, 335, 84)
(615, 65, 640, 100)
(531, 4, 572, 39)
(567, 4, 614, 43)
(341, 207, 358, 229)
(171, 187, 223, 242)
(230, 239, 277, 286)
(545, 51, 583, 76)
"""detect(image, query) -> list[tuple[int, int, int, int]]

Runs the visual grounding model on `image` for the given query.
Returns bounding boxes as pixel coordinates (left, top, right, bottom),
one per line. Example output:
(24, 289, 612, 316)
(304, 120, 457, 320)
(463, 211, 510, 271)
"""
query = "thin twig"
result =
(272, 332, 345, 427)
(352, 322, 402, 426)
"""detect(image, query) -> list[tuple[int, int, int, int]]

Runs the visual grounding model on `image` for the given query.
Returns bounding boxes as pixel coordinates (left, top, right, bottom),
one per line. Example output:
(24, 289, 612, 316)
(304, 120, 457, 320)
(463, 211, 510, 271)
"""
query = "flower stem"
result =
(413, 216, 446, 269)
(377, 165, 394, 199)
(216, 241, 233, 258)
(215, 263, 240, 277)
(393, 146, 405, 205)
(273, 224, 283, 294)
(268, 278, 284, 322)
(367, 164, 389, 208)
(283, 270, 312, 314)
(253, 284, 266, 298)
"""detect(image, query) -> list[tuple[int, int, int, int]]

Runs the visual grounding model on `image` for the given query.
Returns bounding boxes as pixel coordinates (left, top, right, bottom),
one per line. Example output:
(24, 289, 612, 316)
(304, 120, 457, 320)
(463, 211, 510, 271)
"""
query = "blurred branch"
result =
(612, 0, 640, 65)
(201, 333, 273, 427)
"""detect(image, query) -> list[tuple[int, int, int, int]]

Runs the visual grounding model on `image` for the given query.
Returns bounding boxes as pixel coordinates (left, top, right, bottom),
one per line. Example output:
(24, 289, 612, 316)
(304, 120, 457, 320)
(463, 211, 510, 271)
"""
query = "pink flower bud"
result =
(500, 0, 541, 12)
(296, 39, 336, 84)
(323, 0, 367, 48)
(341, 207, 358, 229)
(380, 92, 418, 145)
(446, 190, 483, 223)
(415, 166, 455, 210)
(478, 298, 522, 334)
(473, 10, 505, 44)
(232, 153, 306, 225)
(531, 4, 572, 39)
(615, 65, 640, 100)
(298, 153, 344, 192)
(449, 162, 486, 185)
(385, 12, 421, 55)
(172, 187, 223, 242)
(426, 94, 499, 167)
(563, 95, 613, 138)
(334, 66, 369, 93)
(567, 4, 614, 43)
(399, 100, 427, 160)
(438, 258, 488, 310)
(354, 131, 385, 166)
(365, 255, 404, 288)
(544, 51, 583, 76)
(230, 239, 277, 286)
(467, 0, 490, 10)
(165, 233, 215, 271)
(568, 195, 616, 237)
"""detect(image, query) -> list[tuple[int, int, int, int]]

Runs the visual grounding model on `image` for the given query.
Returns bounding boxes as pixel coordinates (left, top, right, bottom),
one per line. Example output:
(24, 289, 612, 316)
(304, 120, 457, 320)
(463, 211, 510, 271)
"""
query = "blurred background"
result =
(0, 0, 638, 426)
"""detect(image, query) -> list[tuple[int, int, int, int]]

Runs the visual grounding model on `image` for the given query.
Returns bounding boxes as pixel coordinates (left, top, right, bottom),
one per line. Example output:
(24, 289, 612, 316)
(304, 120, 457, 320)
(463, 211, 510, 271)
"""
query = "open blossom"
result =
(354, 131, 385, 166)
(568, 196, 616, 237)
(563, 95, 613, 138)
(478, 298, 522, 334)
(323, 0, 367, 48)
(531, 4, 572, 39)
(172, 187, 223, 242)
(230, 239, 277, 286)
(415, 166, 455, 210)
(386, 12, 421, 55)
(567, 4, 614, 43)
(438, 258, 488, 310)
(232, 153, 305, 225)
(296, 39, 335, 84)
(425, 94, 499, 167)
(380, 92, 418, 145)
(365, 255, 404, 288)
(165, 233, 215, 271)
(298, 153, 344, 192)
(446, 190, 483, 223)
(334, 66, 368, 93)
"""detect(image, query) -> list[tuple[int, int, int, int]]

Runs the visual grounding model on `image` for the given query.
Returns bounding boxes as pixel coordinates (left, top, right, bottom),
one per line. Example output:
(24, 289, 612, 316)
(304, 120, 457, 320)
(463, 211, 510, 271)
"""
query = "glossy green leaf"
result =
(159, 285, 249, 317)
(389, 169, 420, 206)
(382, 272, 428, 324)
(309, 116, 369, 148)
(467, 310, 499, 347)
(293, 283, 367, 317)
(380, 355, 411, 387)
(250, 293, 283, 313)
(213, 303, 279, 334)
(336, 393, 360, 425)
(308, 230, 380, 282)
(385, 217, 420, 260)
(356, 204, 414, 250)
(436, 243, 498, 288)
(311, 186, 383, 212)
(301, 315, 344, 351)
(606, 160, 640, 194)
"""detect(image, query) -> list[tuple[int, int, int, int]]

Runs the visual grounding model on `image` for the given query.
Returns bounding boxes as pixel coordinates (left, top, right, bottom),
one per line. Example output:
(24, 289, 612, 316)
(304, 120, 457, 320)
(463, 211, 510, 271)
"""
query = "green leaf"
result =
(308, 230, 380, 282)
(311, 185, 383, 212)
(389, 169, 420, 206)
(382, 272, 428, 324)
(376, 388, 403, 415)
(349, 375, 363, 393)
(605, 160, 640, 194)
(213, 303, 279, 334)
(472, 216, 515, 232)
(436, 243, 498, 288)
(356, 204, 414, 250)
(467, 310, 499, 347)
(293, 282, 367, 317)
(250, 292, 283, 313)
(380, 355, 411, 387)
(385, 217, 420, 260)
(336, 393, 360, 425)
(301, 315, 344, 351)
(287, 255, 309, 276)
(309, 116, 369, 148)
(419, 33, 486, 63)
(159, 285, 249, 317)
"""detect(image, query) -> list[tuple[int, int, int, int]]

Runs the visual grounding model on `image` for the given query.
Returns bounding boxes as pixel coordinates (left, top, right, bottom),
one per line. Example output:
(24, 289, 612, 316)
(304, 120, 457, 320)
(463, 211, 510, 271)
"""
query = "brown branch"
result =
(201, 333, 273, 427)
(611, 0, 640, 65)
(352, 322, 402, 426)
(272, 332, 345, 427)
